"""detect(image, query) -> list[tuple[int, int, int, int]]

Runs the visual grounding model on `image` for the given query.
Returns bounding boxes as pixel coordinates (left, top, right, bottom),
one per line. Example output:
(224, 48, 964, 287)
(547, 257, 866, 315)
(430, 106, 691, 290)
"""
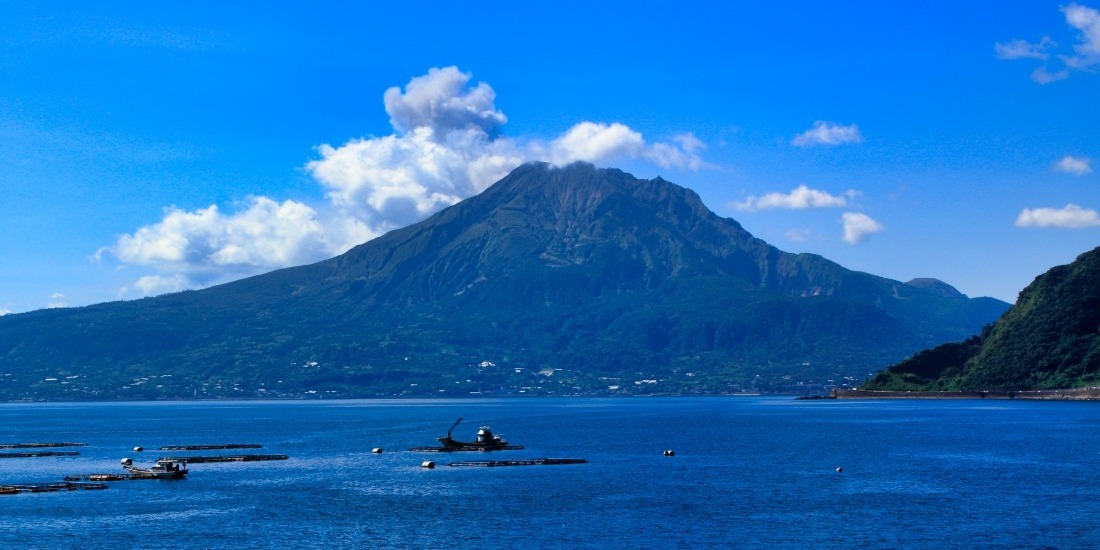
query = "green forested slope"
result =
(862, 245, 1100, 391)
(0, 163, 1007, 399)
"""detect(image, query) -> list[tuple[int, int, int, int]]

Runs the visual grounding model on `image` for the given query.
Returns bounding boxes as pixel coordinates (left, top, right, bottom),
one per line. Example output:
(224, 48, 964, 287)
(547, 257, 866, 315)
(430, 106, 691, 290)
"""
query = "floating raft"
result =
(0, 451, 80, 459)
(0, 482, 107, 494)
(410, 445, 525, 453)
(0, 442, 86, 449)
(158, 444, 263, 451)
(447, 458, 588, 468)
(157, 454, 288, 463)
(63, 473, 176, 482)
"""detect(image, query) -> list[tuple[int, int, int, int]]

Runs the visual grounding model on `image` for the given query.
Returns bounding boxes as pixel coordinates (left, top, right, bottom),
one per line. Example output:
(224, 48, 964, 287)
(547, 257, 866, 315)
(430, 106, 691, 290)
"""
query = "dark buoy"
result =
(663, 450, 675, 457)
(421, 460, 436, 469)
(371, 448, 383, 454)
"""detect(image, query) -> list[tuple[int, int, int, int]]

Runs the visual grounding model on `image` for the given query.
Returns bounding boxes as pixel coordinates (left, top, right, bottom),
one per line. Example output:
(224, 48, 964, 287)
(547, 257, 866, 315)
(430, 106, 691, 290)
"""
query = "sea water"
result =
(0, 397, 1097, 549)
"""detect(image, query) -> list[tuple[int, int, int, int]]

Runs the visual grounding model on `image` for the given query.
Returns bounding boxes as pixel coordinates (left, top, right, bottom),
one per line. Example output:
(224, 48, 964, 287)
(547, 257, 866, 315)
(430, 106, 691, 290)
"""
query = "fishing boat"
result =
(120, 458, 187, 479)
(410, 418, 524, 452)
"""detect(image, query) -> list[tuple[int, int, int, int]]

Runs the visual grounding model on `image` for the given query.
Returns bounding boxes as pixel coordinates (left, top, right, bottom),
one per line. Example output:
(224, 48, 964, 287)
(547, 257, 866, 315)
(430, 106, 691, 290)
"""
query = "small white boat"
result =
(120, 458, 187, 479)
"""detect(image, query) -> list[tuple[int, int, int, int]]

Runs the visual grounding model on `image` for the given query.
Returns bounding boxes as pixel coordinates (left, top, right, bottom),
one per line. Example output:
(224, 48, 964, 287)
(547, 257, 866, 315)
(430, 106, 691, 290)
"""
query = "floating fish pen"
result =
(157, 454, 288, 463)
(65, 474, 129, 482)
(447, 458, 588, 468)
(158, 444, 263, 451)
(0, 442, 86, 449)
(409, 445, 525, 453)
(0, 482, 108, 494)
(0, 451, 81, 459)
(63, 472, 177, 482)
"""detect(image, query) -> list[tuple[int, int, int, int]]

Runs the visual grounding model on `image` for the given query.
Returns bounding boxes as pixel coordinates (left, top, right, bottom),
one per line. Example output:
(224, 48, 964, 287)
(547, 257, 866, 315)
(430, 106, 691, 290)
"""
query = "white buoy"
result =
(835, 467, 843, 473)
(421, 461, 436, 469)
(133, 446, 144, 452)
(120, 458, 133, 466)
(663, 450, 675, 457)
(371, 448, 383, 454)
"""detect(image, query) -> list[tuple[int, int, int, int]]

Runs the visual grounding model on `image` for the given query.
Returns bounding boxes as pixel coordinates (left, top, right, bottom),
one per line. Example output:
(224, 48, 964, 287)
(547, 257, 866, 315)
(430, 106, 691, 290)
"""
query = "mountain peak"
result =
(905, 278, 966, 299)
(0, 163, 1008, 399)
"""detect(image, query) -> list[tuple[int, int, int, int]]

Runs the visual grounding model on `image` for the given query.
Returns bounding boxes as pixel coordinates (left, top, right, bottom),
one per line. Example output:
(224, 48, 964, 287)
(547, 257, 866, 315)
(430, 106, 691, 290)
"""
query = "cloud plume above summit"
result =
(101, 67, 707, 297)
(383, 67, 508, 137)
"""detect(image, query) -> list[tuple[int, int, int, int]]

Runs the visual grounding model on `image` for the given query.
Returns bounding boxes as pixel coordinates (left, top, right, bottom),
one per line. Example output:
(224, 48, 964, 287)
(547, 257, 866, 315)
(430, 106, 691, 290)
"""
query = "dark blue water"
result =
(1, 397, 1098, 549)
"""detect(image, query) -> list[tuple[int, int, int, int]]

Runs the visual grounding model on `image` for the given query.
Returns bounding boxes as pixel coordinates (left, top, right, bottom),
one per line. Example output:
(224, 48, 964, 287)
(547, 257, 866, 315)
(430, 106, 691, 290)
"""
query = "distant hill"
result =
(0, 163, 1008, 399)
(862, 245, 1100, 391)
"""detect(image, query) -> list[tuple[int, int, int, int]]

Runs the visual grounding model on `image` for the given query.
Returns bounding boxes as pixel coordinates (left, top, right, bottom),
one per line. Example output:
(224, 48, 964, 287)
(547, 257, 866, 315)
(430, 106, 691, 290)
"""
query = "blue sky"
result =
(1, 1, 1098, 314)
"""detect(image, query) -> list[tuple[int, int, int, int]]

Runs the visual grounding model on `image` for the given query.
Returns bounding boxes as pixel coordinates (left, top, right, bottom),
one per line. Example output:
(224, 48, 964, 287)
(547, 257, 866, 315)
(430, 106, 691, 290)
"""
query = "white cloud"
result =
(1031, 66, 1072, 84)
(107, 196, 359, 288)
(47, 293, 68, 309)
(1000, 3, 1100, 83)
(791, 121, 863, 147)
(785, 228, 811, 242)
(995, 37, 1055, 60)
(535, 123, 706, 170)
(1063, 3, 1100, 70)
(130, 275, 190, 297)
(841, 212, 883, 245)
(1054, 155, 1093, 175)
(0, 305, 11, 316)
(1015, 203, 1100, 228)
(732, 185, 856, 212)
(103, 66, 709, 298)
(546, 122, 644, 165)
(308, 127, 523, 233)
(646, 133, 709, 170)
(673, 133, 705, 153)
(382, 66, 507, 137)
(307, 68, 706, 237)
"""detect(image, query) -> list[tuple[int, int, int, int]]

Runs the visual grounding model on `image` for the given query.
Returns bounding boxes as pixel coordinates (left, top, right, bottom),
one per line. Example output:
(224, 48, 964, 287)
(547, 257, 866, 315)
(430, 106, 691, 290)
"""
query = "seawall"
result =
(834, 387, 1100, 401)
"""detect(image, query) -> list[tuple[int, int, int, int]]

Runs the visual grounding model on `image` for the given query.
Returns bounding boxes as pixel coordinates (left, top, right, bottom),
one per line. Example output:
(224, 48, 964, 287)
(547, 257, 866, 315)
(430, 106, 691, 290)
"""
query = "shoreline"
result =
(834, 387, 1100, 401)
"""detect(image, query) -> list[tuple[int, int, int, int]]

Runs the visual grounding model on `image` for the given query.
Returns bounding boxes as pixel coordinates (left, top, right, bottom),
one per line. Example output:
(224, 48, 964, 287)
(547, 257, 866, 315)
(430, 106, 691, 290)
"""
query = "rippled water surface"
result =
(1, 397, 1098, 548)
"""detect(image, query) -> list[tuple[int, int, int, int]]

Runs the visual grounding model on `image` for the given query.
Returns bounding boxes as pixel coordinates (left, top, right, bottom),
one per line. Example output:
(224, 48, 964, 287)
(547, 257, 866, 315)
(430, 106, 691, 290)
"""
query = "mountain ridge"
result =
(861, 244, 1100, 391)
(0, 162, 1008, 399)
